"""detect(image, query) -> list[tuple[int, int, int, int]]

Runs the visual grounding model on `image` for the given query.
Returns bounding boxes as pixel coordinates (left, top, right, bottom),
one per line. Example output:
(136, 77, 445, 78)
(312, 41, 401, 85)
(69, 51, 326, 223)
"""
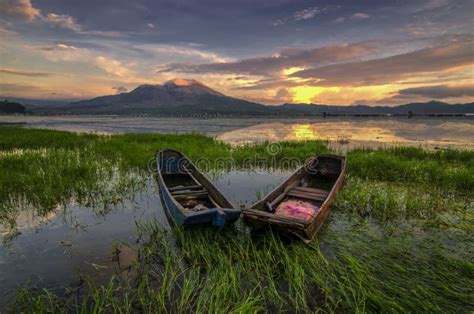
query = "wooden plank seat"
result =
(168, 185, 203, 192)
(286, 186, 329, 202)
(291, 186, 329, 197)
(171, 188, 207, 196)
(174, 191, 209, 200)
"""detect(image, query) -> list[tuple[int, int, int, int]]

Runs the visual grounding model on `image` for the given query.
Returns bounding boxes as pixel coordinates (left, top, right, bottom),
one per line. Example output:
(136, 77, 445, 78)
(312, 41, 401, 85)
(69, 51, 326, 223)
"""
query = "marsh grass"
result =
(1, 126, 474, 312)
(10, 217, 474, 313)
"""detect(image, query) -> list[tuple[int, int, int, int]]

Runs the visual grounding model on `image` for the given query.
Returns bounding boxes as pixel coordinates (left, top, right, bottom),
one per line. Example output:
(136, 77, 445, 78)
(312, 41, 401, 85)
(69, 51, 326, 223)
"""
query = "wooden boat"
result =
(243, 154, 346, 242)
(156, 149, 241, 227)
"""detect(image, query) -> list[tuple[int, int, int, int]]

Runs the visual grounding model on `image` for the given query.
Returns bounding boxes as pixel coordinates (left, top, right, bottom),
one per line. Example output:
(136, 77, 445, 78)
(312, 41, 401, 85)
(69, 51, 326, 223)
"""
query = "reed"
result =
(2, 126, 473, 312)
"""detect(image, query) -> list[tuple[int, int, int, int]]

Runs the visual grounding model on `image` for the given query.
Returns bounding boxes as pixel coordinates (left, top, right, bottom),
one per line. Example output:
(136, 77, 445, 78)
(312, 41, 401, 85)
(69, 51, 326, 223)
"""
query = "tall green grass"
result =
(1, 126, 473, 312)
(10, 217, 474, 313)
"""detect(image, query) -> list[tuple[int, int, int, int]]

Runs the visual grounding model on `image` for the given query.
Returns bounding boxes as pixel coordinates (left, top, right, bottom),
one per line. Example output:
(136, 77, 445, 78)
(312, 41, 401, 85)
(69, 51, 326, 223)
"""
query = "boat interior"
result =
(264, 156, 343, 214)
(161, 172, 220, 212)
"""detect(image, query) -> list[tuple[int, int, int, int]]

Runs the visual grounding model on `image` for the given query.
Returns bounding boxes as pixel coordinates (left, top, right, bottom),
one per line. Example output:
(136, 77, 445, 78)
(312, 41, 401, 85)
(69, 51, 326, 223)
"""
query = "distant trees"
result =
(0, 100, 26, 114)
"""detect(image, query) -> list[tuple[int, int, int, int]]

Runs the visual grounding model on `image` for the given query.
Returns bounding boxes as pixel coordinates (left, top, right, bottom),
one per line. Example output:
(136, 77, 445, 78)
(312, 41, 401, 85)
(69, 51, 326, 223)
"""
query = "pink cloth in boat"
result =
(275, 200, 319, 221)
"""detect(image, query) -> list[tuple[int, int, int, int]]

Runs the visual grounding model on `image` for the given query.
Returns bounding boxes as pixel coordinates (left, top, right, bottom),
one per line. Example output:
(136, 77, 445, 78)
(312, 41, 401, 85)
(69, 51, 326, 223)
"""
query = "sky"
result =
(0, 0, 473, 105)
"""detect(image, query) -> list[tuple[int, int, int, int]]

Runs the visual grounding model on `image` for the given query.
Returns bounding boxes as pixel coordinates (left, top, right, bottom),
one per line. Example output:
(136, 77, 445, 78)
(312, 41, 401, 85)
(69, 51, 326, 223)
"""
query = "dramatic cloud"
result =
(397, 84, 474, 98)
(0, 0, 39, 20)
(0, 68, 55, 77)
(1, 0, 473, 104)
(44, 13, 82, 31)
(159, 43, 374, 77)
(291, 39, 474, 86)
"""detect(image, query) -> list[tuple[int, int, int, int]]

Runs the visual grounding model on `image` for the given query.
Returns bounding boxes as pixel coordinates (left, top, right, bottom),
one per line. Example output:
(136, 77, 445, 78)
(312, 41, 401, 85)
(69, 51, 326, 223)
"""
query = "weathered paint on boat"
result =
(243, 154, 346, 242)
(156, 149, 240, 228)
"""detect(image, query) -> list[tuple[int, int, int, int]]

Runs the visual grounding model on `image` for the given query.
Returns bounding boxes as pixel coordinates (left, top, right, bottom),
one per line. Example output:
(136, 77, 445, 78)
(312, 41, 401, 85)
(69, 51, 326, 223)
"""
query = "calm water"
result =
(2, 115, 474, 149)
(0, 170, 290, 308)
(1, 115, 473, 308)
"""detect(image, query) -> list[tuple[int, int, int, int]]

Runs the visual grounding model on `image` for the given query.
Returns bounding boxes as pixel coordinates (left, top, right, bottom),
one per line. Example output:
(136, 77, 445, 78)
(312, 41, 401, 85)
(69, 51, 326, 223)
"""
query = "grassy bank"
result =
(1, 126, 473, 312)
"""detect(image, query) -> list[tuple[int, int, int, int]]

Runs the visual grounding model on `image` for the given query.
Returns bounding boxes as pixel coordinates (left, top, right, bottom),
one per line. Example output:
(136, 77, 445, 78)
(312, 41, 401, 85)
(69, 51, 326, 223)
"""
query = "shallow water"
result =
(0, 170, 290, 308)
(2, 115, 473, 149)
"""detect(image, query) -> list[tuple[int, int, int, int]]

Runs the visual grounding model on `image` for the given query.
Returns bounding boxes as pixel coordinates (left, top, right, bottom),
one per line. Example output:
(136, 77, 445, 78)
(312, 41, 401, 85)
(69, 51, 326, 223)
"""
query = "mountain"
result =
(45, 79, 266, 114)
(19, 79, 474, 115)
(276, 101, 474, 115)
(0, 97, 73, 108)
(0, 100, 26, 114)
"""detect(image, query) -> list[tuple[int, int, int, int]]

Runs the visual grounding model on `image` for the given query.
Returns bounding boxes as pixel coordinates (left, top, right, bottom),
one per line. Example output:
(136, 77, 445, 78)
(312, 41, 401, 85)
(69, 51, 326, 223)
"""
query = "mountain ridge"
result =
(61, 79, 266, 114)
(3, 79, 474, 115)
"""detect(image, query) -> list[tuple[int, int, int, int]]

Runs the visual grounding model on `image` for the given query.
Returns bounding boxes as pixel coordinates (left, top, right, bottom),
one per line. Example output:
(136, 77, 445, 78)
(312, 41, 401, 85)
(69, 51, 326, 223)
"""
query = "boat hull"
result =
(243, 154, 346, 242)
(156, 149, 240, 228)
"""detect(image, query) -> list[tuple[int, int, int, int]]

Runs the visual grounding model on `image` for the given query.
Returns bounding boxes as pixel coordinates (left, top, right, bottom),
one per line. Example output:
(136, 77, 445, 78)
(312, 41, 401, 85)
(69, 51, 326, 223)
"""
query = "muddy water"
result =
(0, 170, 290, 307)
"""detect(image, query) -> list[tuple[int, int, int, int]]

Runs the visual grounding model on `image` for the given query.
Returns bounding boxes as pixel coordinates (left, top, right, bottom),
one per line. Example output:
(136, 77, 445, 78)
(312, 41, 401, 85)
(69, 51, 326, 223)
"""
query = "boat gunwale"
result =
(155, 149, 236, 223)
(242, 153, 347, 241)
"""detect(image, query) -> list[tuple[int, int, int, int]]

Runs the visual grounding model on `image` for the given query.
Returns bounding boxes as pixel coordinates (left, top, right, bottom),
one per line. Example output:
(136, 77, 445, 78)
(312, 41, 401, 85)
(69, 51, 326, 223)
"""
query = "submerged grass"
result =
(1, 126, 473, 312)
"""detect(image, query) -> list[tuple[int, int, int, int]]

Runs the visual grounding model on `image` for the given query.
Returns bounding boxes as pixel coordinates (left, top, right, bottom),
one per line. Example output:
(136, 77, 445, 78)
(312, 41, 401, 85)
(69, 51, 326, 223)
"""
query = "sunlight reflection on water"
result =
(2, 115, 473, 149)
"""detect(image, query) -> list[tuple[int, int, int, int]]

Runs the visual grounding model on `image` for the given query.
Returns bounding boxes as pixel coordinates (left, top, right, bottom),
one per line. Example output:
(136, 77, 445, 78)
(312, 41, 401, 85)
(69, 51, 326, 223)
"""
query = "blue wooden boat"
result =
(156, 149, 241, 227)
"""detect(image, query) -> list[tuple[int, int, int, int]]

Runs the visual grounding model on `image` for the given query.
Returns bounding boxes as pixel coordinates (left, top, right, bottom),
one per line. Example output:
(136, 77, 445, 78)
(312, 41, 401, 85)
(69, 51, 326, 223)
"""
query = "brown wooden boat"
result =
(243, 154, 346, 242)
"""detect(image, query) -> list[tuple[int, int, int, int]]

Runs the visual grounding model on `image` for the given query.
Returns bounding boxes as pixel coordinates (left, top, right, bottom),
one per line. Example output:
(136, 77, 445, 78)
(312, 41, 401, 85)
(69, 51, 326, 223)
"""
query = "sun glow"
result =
(291, 86, 341, 103)
(282, 67, 305, 76)
(287, 124, 318, 141)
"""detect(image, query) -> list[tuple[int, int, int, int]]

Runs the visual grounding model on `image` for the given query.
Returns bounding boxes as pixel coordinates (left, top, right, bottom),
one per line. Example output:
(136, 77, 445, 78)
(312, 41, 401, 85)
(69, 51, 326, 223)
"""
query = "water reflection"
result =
(217, 119, 474, 150)
(288, 124, 319, 141)
(2, 115, 473, 149)
(0, 170, 290, 308)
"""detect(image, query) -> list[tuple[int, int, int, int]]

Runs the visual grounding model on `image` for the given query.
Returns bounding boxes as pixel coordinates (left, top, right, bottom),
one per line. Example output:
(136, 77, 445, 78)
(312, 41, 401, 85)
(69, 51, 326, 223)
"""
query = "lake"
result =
(2, 115, 473, 150)
(0, 117, 472, 311)
(0, 170, 290, 307)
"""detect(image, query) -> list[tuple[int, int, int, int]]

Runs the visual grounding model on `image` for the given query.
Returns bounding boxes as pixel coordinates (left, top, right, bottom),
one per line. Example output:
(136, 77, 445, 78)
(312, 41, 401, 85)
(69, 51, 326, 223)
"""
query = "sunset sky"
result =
(0, 0, 473, 105)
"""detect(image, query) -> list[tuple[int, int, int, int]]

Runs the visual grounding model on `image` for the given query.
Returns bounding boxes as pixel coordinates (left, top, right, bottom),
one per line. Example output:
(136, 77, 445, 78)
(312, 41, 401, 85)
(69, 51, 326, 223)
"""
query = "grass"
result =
(1, 126, 473, 312)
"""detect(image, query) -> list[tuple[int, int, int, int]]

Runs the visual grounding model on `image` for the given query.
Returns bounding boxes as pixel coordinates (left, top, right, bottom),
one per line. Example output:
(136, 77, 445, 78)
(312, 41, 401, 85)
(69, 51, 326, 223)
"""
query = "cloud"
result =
(147, 23, 155, 29)
(291, 38, 474, 86)
(112, 86, 128, 94)
(36, 44, 89, 62)
(397, 84, 474, 98)
(79, 30, 130, 38)
(0, 68, 55, 77)
(333, 17, 345, 23)
(0, 82, 40, 92)
(274, 88, 293, 102)
(44, 13, 82, 31)
(294, 6, 320, 21)
(158, 42, 374, 77)
(140, 44, 229, 63)
(351, 12, 370, 20)
(95, 56, 131, 77)
(35, 43, 78, 51)
(0, 0, 86, 32)
(273, 5, 339, 26)
(0, 0, 39, 20)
